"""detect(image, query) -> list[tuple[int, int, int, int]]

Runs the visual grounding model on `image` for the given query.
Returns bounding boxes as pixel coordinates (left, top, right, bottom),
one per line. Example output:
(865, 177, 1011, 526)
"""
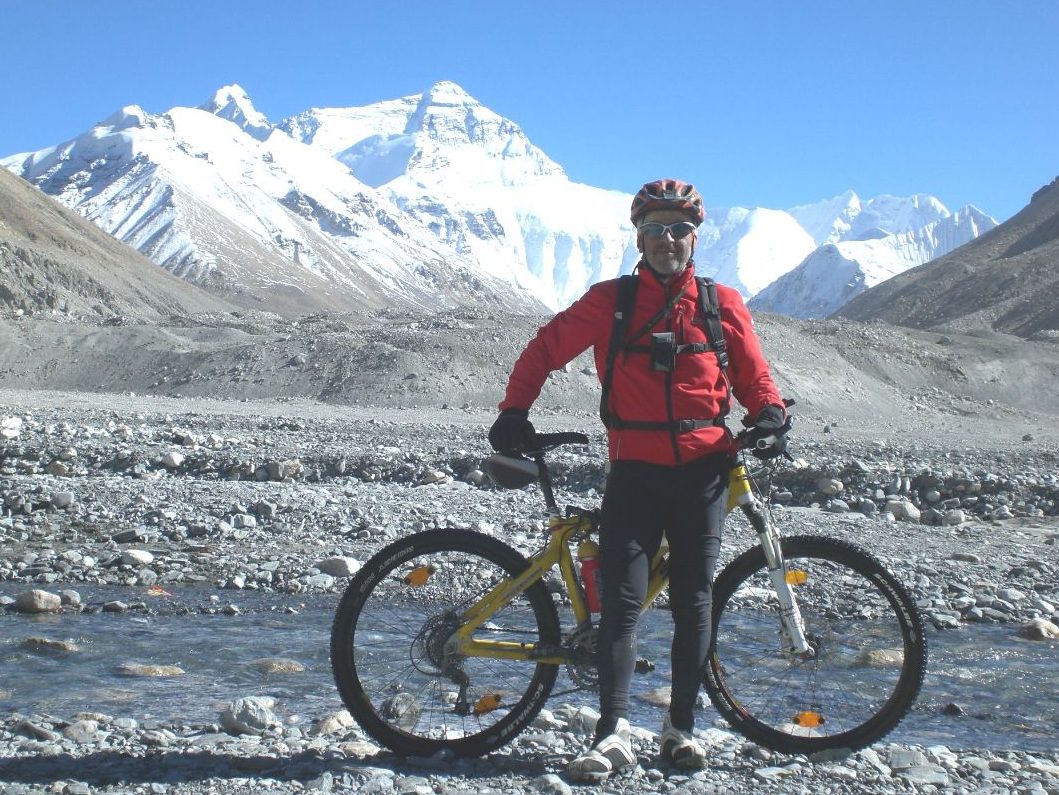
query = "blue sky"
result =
(2, 1, 1056, 221)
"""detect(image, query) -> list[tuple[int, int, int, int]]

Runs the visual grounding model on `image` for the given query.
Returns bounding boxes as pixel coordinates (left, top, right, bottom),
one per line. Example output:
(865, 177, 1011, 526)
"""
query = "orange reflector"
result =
(472, 694, 502, 716)
(792, 710, 825, 728)
(403, 565, 436, 587)
(786, 570, 808, 586)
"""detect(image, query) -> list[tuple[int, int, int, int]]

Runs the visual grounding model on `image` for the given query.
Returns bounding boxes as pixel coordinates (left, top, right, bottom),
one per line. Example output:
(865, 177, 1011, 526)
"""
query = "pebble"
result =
(250, 658, 307, 674)
(20, 637, 81, 653)
(1019, 617, 1059, 640)
(120, 549, 154, 566)
(51, 491, 76, 508)
(114, 663, 185, 677)
(315, 556, 362, 577)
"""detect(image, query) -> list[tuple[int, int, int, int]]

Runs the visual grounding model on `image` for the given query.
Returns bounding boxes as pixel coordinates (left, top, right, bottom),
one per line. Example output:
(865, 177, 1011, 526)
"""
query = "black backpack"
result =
(599, 274, 730, 432)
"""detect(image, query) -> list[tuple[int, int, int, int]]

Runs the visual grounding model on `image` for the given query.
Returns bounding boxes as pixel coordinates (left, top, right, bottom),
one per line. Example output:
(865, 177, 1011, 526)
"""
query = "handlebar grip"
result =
(737, 415, 794, 452)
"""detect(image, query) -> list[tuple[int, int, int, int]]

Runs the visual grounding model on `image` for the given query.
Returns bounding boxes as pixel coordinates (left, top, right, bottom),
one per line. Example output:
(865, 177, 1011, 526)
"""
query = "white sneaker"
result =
(566, 718, 636, 782)
(659, 713, 707, 769)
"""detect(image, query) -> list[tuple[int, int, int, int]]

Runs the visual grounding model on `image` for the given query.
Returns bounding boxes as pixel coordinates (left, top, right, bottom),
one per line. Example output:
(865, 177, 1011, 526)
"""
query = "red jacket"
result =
(499, 264, 784, 465)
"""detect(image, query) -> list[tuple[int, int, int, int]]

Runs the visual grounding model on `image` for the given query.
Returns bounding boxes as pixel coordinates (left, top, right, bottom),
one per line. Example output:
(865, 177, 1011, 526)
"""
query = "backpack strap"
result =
(695, 276, 729, 371)
(696, 276, 732, 419)
(599, 275, 638, 428)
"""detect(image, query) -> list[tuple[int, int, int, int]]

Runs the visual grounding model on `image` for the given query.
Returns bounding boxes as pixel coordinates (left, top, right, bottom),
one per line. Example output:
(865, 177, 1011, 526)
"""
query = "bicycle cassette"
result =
(564, 625, 599, 691)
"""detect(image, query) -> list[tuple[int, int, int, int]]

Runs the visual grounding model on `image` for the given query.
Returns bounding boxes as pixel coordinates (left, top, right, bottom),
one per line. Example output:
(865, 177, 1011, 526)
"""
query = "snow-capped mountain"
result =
(788, 190, 956, 246)
(1, 86, 544, 315)
(751, 196, 996, 318)
(2, 81, 997, 319)
(281, 81, 639, 308)
(836, 175, 1059, 338)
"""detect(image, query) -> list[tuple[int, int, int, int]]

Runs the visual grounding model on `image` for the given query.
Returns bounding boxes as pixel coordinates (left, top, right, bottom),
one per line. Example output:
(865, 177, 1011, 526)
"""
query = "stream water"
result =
(2, 585, 1056, 754)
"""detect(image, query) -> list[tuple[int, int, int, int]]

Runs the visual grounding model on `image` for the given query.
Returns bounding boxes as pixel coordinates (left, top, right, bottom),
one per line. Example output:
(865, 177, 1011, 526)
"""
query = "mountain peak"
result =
(422, 80, 476, 106)
(370, 80, 566, 185)
(100, 105, 150, 132)
(199, 84, 271, 140)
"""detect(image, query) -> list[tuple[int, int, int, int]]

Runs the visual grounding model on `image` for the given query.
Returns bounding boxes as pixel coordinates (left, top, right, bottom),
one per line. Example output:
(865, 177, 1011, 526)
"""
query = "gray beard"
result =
(643, 256, 690, 279)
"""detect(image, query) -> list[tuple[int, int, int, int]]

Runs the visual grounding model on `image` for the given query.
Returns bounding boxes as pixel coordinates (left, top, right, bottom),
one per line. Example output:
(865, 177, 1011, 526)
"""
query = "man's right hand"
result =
(488, 409, 536, 453)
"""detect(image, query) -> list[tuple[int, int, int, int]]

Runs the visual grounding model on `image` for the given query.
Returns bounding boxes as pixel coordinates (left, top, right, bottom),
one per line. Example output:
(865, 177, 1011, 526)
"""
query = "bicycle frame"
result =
(449, 458, 812, 665)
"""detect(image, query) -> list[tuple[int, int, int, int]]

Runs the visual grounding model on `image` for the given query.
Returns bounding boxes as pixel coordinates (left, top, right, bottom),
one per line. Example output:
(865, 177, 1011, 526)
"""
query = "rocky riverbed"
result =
(2, 388, 1058, 794)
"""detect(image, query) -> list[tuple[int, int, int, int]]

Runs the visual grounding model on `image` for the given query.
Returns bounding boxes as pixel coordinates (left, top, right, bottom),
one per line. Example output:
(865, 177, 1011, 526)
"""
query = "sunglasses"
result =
(638, 221, 697, 240)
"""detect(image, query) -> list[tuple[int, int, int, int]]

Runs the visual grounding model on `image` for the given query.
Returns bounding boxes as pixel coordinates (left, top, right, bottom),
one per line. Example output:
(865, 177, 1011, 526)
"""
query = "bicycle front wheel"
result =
(331, 529, 560, 758)
(706, 535, 926, 755)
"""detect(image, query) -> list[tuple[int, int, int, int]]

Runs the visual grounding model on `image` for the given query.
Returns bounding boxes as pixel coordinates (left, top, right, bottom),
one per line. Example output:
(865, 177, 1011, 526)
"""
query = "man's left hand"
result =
(745, 405, 790, 459)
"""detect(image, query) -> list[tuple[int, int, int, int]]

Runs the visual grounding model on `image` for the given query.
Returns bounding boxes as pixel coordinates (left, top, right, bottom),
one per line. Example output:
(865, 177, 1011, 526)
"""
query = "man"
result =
(489, 179, 788, 782)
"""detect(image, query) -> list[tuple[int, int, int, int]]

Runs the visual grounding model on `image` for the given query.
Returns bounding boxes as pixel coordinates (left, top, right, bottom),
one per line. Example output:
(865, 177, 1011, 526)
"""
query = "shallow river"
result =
(2, 585, 1056, 754)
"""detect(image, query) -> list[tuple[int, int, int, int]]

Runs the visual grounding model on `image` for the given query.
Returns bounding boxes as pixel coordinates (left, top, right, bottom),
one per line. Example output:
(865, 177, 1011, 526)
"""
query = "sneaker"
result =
(659, 713, 707, 770)
(566, 718, 636, 782)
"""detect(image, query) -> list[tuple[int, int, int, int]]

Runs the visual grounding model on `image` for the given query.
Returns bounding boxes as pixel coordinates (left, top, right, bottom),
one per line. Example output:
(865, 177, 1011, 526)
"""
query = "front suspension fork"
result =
(740, 500, 814, 658)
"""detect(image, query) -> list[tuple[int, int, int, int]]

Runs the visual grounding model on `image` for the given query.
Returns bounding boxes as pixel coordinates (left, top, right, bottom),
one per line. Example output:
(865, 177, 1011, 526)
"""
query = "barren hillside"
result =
(0, 168, 235, 321)
(837, 176, 1059, 337)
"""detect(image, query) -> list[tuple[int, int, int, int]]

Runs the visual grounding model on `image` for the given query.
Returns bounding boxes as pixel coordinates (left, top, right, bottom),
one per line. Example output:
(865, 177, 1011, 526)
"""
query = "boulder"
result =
(14, 589, 62, 613)
(1018, 618, 1059, 640)
(221, 696, 279, 735)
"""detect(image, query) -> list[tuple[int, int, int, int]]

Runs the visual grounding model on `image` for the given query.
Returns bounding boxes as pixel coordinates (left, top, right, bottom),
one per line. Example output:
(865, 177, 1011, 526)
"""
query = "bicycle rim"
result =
(331, 529, 560, 757)
(706, 535, 927, 754)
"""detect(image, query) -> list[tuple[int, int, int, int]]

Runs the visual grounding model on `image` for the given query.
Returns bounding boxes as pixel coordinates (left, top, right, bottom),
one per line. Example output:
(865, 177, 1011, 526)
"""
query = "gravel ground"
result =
(2, 388, 1058, 794)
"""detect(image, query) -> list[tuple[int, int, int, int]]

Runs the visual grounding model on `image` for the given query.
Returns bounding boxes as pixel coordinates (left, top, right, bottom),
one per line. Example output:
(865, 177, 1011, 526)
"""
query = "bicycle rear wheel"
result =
(331, 529, 560, 757)
(705, 535, 926, 755)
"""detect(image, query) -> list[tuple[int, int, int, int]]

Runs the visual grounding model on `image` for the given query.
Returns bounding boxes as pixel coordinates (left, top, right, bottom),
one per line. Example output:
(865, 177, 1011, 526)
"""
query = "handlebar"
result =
(503, 398, 795, 458)
(518, 423, 791, 456)
(522, 431, 590, 455)
(734, 413, 794, 458)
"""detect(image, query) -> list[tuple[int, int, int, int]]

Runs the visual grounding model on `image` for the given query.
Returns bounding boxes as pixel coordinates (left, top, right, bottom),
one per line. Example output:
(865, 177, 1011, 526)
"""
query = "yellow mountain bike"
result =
(331, 430, 926, 759)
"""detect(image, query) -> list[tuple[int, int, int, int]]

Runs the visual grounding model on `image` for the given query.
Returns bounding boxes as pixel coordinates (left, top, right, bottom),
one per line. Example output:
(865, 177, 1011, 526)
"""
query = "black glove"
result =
(745, 404, 790, 460)
(488, 409, 536, 454)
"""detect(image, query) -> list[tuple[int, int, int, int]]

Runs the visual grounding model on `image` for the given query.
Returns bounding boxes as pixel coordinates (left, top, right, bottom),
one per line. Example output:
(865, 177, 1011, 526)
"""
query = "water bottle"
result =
(577, 539, 603, 613)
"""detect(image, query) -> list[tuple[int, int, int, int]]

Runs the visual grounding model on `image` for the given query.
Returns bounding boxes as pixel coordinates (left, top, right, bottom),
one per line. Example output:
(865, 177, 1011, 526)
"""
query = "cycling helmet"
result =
(630, 179, 705, 226)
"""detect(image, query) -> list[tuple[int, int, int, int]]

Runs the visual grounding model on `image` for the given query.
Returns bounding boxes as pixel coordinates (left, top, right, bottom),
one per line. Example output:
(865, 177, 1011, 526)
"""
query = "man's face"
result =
(637, 209, 698, 279)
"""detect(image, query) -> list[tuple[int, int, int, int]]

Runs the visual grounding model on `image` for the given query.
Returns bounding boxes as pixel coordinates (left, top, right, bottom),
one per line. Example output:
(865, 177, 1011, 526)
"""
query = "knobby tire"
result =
(331, 529, 560, 757)
(705, 534, 927, 754)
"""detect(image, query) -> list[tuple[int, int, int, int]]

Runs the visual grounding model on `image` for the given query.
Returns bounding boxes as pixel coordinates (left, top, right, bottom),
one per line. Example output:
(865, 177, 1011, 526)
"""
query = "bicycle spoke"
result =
(331, 530, 560, 756)
(706, 536, 926, 753)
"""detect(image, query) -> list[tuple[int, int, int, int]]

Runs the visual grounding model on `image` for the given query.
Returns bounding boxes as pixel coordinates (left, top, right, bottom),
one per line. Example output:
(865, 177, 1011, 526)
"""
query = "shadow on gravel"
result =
(0, 748, 550, 786)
